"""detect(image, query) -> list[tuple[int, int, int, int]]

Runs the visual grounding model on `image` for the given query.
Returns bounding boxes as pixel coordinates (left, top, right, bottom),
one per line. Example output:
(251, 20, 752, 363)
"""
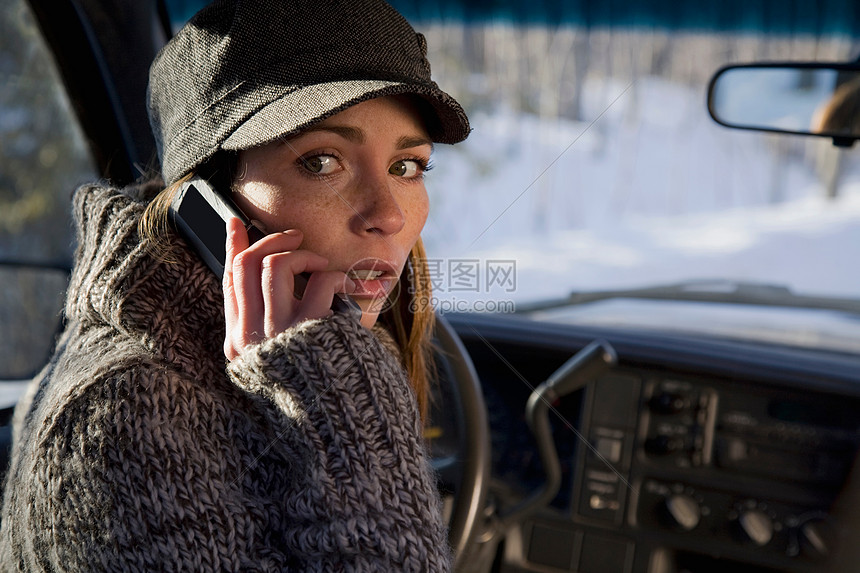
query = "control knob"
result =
(737, 508, 774, 546)
(664, 493, 701, 531)
(799, 518, 830, 559)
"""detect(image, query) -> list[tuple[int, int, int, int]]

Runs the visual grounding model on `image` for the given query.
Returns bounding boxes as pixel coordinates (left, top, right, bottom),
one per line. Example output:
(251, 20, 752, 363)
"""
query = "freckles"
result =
(408, 201, 429, 223)
(403, 205, 429, 238)
(291, 190, 346, 235)
(306, 191, 344, 223)
(413, 193, 430, 224)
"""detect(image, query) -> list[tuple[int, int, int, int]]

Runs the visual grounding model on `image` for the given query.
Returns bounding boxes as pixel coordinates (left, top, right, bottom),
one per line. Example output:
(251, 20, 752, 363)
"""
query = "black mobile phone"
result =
(169, 176, 361, 320)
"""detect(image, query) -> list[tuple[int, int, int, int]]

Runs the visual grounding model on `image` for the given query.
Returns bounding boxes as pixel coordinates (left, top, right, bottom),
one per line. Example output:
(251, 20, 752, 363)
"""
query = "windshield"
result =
(411, 10, 860, 308)
(166, 0, 860, 337)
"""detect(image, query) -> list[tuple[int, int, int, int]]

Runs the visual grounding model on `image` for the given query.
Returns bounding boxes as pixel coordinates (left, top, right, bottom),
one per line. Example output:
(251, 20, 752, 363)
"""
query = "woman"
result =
(0, 0, 470, 570)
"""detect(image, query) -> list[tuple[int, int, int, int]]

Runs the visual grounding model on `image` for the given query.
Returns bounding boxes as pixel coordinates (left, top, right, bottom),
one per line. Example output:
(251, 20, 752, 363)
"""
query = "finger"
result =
(292, 270, 357, 324)
(230, 230, 305, 347)
(244, 228, 303, 254)
(260, 250, 331, 335)
(223, 218, 249, 360)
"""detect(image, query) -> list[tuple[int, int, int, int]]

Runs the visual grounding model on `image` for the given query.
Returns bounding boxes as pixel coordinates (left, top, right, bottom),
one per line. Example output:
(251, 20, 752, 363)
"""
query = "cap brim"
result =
(222, 79, 470, 151)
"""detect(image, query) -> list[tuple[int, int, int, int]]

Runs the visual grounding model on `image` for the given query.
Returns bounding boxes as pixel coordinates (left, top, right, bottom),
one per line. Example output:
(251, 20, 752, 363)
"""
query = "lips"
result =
(345, 258, 399, 299)
(346, 269, 387, 280)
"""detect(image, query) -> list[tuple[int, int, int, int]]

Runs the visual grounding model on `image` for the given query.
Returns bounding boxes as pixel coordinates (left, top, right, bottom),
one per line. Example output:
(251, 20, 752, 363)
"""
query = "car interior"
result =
(1, 1, 859, 572)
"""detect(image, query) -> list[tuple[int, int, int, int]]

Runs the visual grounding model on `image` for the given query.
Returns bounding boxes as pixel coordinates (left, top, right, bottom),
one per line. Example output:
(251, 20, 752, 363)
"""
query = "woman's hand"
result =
(222, 218, 356, 361)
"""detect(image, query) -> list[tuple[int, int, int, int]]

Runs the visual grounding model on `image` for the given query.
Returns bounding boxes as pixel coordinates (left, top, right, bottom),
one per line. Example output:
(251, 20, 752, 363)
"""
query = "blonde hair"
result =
(139, 174, 193, 263)
(379, 238, 436, 422)
(139, 176, 437, 422)
(814, 76, 860, 135)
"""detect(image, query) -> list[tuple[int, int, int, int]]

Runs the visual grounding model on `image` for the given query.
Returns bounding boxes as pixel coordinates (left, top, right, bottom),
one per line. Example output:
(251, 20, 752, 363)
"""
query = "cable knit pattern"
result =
(0, 184, 451, 572)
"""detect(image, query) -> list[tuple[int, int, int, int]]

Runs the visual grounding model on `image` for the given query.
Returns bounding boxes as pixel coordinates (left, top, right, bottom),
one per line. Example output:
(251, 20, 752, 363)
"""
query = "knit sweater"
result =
(0, 183, 451, 572)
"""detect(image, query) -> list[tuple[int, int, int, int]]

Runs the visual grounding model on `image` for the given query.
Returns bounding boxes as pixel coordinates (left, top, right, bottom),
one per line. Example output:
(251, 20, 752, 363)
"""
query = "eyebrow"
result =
(300, 125, 434, 150)
(303, 124, 364, 143)
(397, 135, 434, 151)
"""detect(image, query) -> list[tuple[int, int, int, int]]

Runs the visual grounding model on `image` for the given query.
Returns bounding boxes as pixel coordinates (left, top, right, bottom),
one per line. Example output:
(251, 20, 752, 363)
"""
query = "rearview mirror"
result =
(708, 62, 860, 147)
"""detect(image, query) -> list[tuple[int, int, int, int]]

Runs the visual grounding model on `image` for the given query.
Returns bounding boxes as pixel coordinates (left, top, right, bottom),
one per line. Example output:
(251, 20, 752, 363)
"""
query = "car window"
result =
(0, 0, 97, 381)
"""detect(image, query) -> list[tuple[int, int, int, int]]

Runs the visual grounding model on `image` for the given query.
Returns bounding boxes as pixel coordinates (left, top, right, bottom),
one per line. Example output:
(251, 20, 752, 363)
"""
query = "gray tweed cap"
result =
(148, 0, 471, 184)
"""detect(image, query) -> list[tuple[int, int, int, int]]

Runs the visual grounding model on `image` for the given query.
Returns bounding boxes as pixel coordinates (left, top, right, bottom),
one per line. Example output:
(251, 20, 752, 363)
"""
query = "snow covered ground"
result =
(420, 75, 860, 307)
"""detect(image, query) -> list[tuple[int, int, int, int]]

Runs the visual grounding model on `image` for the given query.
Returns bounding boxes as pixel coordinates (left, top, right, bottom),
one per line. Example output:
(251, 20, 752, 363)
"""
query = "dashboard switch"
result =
(595, 435, 623, 464)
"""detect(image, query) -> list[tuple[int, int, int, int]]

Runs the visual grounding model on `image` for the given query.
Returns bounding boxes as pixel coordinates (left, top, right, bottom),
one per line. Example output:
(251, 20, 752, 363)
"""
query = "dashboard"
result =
(446, 312, 860, 573)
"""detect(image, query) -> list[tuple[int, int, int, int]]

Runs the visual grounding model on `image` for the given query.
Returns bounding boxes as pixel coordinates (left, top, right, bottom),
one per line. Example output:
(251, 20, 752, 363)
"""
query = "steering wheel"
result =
(428, 315, 491, 571)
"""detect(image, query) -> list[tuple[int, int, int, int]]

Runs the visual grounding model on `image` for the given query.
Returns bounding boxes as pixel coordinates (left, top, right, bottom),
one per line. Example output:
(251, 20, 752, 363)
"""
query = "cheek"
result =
(405, 188, 430, 235)
(235, 179, 338, 235)
(290, 193, 341, 226)
(231, 180, 282, 230)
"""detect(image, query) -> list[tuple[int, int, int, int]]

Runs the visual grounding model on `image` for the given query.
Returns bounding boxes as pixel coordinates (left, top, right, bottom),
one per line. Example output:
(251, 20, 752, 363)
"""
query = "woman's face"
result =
(232, 95, 433, 328)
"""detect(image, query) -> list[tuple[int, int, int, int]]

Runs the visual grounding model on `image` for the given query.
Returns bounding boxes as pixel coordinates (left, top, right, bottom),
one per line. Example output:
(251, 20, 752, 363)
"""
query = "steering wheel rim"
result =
(431, 314, 491, 571)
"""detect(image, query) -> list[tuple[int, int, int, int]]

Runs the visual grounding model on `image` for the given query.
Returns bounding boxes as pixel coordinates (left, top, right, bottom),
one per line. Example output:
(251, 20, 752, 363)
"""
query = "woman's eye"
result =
(301, 155, 338, 175)
(389, 159, 423, 178)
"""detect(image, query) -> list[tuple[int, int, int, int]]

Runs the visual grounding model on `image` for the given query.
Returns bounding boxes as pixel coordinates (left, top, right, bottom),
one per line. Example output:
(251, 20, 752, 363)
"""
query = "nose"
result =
(349, 178, 406, 237)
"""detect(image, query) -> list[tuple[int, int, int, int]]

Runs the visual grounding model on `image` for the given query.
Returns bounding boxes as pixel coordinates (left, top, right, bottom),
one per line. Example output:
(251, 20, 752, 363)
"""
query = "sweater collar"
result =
(67, 183, 226, 362)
